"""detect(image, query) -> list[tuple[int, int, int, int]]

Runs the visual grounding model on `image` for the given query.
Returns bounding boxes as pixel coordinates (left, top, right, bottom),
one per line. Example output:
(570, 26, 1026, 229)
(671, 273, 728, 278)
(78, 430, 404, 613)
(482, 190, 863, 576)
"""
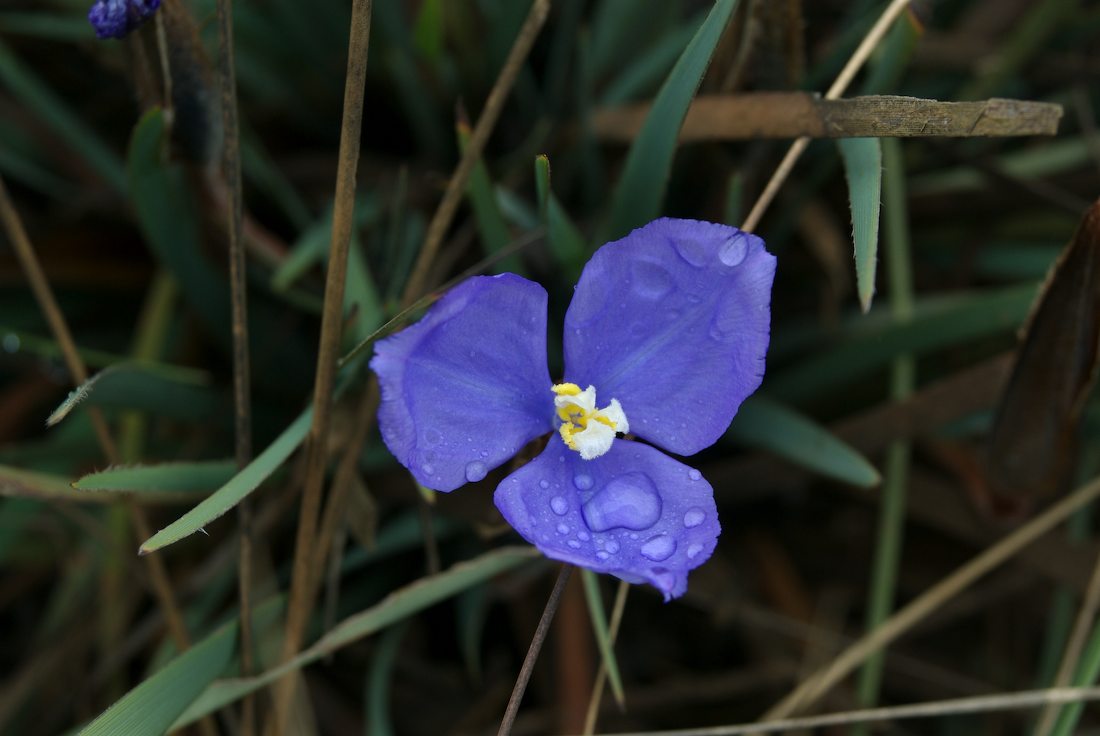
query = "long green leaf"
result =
(0, 38, 125, 193)
(74, 461, 238, 493)
(581, 569, 625, 706)
(768, 284, 1038, 403)
(727, 396, 880, 488)
(837, 137, 883, 313)
(78, 618, 237, 736)
(46, 363, 218, 427)
(139, 407, 313, 553)
(172, 547, 539, 727)
(604, 0, 738, 240)
(458, 122, 522, 273)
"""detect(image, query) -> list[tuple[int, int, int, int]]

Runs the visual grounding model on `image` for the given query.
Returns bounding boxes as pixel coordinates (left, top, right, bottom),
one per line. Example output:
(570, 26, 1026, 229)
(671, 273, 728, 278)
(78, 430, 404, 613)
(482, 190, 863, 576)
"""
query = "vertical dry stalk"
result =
(498, 565, 574, 736)
(740, 0, 914, 232)
(215, 0, 257, 733)
(401, 0, 551, 305)
(0, 175, 195, 658)
(270, 1, 374, 733)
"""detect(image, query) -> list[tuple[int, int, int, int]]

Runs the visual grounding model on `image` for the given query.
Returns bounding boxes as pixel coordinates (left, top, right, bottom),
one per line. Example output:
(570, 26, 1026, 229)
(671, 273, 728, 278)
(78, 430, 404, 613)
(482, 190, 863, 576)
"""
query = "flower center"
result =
(551, 383, 630, 460)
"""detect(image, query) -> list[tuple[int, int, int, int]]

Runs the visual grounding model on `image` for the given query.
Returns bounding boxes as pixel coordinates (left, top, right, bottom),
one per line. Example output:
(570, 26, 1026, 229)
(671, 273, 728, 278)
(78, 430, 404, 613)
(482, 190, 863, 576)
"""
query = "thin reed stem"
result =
(741, 0, 914, 232)
(760, 472, 1100, 722)
(271, 2, 373, 733)
(402, 0, 550, 304)
(215, 0, 257, 732)
(498, 565, 573, 736)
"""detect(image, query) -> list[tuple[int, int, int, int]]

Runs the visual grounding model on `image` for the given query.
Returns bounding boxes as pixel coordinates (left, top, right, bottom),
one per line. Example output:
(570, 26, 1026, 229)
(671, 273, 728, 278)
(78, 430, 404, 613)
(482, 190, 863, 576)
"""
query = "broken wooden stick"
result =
(593, 93, 1062, 142)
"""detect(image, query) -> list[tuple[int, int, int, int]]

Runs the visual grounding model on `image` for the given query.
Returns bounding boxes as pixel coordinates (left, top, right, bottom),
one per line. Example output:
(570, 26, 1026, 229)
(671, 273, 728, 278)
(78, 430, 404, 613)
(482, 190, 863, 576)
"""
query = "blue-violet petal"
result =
(494, 434, 720, 600)
(371, 274, 553, 492)
(564, 218, 776, 456)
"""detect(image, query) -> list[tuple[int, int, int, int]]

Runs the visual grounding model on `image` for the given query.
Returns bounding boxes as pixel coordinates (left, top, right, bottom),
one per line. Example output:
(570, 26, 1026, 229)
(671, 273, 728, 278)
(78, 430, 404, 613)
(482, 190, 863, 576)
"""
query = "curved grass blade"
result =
(534, 155, 586, 277)
(46, 363, 218, 427)
(458, 121, 522, 273)
(580, 568, 624, 707)
(78, 617, 237, 736)
(139, 406, 313, 553)
(74, 460, 237, 493)
(172, 547, 539, 727)
(366, 622, 408, 736)
(727, 396, 881, 488)
(837, 136, 883, 313)
(605, 0, 738, 240)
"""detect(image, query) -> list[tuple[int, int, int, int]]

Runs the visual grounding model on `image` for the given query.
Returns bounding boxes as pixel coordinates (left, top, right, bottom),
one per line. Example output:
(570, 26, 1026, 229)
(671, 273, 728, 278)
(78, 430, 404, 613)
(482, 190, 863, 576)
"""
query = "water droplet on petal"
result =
(718, 233, 748, 267)
(581, 473, 662, 532)
(605, 539, 620, 554)
(630, 260, 673, 299)
(567, 540, 581, 549)
(686, 543, 704, 559)
(683, 507, 706, 528)
(577, 530, 590, 541)
(652, 570, 677, 593)
(674, 237, 710, 267)
(539, 479, 550, 489)
(480, 450, 489, 458)
(464, 461, 488, 482)
(688, 469, 702, 481)
(573, 473, 593, 491)
(596, 550, 610, 560)
(550, 496, 569, 515)
(709, 292, 744, 341)
(641, 534, 676, 561)
(556, 523, 570, 535)
(421, 463, 435, 476)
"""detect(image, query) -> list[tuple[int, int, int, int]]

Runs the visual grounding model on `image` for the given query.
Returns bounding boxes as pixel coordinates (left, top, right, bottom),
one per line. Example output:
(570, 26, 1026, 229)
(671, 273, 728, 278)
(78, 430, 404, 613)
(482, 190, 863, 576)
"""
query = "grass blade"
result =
(837, 137, 883, 312)
(74, 461, 238, 493)
(727, 396, 881, 488)
(172, 547, 539, 726)
(580, 569, 624, 707)
(139, 406, 313, 553)
(604, 0, 738, 240)
(78, 617, 237, 736)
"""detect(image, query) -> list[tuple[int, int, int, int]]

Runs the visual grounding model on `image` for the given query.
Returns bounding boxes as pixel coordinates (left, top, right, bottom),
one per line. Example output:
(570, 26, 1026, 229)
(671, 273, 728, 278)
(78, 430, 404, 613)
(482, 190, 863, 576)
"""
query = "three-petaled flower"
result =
(371, 218, 776, 599)
(88, 0, 161, 40)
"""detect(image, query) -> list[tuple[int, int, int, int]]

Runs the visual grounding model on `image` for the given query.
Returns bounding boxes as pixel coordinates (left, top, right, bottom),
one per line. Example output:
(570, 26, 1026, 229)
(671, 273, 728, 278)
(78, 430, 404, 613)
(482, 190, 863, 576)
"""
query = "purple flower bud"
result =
(88, 0, 162, 40)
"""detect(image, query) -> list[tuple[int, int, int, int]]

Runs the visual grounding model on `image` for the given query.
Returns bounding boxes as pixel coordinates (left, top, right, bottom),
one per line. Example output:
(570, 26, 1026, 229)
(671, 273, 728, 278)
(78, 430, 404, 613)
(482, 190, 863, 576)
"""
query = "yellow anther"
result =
(552, 382, 582, 396)
(593, 415, 616, 430)
(559, 423, 578, 450)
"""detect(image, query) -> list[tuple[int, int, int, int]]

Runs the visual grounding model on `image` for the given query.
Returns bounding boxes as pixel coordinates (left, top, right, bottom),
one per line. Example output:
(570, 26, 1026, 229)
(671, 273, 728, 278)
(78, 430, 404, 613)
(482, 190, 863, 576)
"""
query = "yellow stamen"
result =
(559, 423, 578, 450)
(593, 415, 616, 429)
(552, 382, 582, 396)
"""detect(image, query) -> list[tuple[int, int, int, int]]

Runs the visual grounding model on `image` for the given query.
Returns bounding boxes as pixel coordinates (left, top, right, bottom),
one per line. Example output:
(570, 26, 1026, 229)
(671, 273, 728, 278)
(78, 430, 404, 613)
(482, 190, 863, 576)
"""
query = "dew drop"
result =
(709, 292, 743, 341)
(421, 463, 435, 476)
(573, 473, 594, 491)
(464, 461, 488, 482)
(605, 539, 620, 554)
(577, 530, 590, 541)
(688, 469, 702, 481)
(683, 507, 706, 528)
(581, 472, 662, 532)
(567, 540, 581, 549)
(718, 233, 748, 267)
(630, 260, 673, 299)
(686, 543, 704, 559)
(556, 523, 570, 535)
(550, 496, 569, 515)
(480, 450, 489, 458)
(539, 479, 550, 489)
(674, 237, 710, 267)
(596, 550, 610, 560)
(640, 534, 676, 562)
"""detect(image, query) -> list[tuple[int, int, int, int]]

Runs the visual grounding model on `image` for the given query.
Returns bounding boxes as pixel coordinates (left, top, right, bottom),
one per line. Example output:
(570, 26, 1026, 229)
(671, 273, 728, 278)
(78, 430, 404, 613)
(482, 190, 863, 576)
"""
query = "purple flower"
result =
(88, 0, 161, 40)
(371, 218, 776, 599)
